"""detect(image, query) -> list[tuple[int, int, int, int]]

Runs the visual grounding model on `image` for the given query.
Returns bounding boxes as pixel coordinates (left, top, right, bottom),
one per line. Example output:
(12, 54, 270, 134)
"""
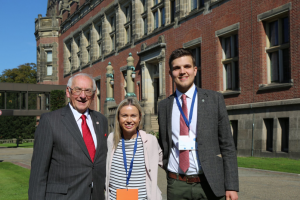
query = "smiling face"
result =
(66, 75, 95, 114)
(118, 105, 141, 138)
(170, 55, 197, 93)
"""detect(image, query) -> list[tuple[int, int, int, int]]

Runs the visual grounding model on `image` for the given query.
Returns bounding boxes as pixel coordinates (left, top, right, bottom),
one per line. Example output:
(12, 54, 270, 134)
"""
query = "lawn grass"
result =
(0, 142, 33, 148)
(0, 162, 30, 200)
(238, 156, 300, 174)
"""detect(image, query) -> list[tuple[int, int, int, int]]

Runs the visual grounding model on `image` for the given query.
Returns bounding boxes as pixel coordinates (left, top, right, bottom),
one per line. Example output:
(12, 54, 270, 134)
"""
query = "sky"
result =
(0, 1, 48, 74)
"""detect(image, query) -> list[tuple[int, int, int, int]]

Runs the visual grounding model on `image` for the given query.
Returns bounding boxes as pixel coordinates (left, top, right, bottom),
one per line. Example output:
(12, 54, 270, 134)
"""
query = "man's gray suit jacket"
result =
(28, 105, 108, 200)
(158, 87, 239, 197)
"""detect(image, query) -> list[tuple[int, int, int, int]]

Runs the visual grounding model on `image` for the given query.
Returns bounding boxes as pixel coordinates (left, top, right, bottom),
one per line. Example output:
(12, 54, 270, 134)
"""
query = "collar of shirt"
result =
(68, 103, 90, 122)
(175, 84, 196, 100)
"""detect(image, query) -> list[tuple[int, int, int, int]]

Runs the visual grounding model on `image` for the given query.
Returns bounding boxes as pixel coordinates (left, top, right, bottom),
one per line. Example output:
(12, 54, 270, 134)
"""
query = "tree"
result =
(0, 63, 37, 83)
(0, 63, 37, 139)
(50, 90, 66, 111)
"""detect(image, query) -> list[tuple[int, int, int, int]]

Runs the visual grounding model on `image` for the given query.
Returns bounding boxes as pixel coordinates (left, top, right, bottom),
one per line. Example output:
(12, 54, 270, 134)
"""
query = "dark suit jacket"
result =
(28, 105, 108, 200)
(158, 87, 239, 197)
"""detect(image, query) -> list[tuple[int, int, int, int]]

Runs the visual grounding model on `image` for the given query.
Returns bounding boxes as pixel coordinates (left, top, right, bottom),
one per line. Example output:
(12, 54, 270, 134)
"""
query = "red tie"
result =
(179, 94, 190, 173)
(81, 115, 96, 162)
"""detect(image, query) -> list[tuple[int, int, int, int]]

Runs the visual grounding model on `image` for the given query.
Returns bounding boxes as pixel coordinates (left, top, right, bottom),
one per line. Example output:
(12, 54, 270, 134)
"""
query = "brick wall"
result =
(46, 0, 300, 111)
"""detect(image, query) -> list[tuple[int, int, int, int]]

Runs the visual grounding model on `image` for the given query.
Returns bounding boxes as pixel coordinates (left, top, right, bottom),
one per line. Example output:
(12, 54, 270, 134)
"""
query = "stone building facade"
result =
(35, 0, 300, 159)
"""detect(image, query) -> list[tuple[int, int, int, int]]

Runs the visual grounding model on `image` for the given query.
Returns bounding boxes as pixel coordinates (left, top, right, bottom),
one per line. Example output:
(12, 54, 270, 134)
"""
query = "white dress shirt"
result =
(167, 84, 202, 175)
(69, 103, 97, 149)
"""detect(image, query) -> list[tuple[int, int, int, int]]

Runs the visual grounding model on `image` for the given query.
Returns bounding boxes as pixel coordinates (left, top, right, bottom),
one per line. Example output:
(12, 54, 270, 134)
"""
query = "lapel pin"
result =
(96, 122, 99, 124)
(104, 133, 107, 137)
(202, 99, 205, 102)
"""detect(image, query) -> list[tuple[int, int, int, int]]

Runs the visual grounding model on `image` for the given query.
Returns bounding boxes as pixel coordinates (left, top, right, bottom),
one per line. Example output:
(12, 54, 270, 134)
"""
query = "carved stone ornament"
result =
(141, 43, 147, 51)
(158, 35, 165, 43)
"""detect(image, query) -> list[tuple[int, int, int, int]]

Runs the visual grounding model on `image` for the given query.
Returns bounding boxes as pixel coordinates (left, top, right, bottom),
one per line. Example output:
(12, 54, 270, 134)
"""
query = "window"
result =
(75, 37, 80, 68)
(98, 43, 102, 57)
(199, 0, 205, 8)
(160, 7, 165, 26)
(87, 32, 90, 46)
(126, 27, 130, 44)
(222, 34, 239, 90)
(191, 0, 197, 10)
(191, 0, 204, 11)
(125, 6, 131, 22)
(111, 16, 115, 31)
(123, 4, 132, 45)
(191, 47, 201, 88)
(47, 65, 53, 76)
(98, 25, 102, 39)
(85, 31, 91, 62)
(153, 0, 158, 6)
(154, 11, 159, 29)
(143, 0, 147, 12)
(264, 119, 273, 152)
(111, 35, 115, 51)
(88, 49, 91, 62)
(46, 51, 52, 62)
(142, 18, 147, 35)
(171, 0, 175, 23)
(279, 118, 289, 153)
(109, 15, 116, 51)
(266, 17, 290, 83)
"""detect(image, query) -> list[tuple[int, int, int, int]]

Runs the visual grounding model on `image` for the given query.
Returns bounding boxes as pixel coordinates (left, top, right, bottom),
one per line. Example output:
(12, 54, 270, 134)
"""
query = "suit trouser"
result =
(167, 176, 225, 200)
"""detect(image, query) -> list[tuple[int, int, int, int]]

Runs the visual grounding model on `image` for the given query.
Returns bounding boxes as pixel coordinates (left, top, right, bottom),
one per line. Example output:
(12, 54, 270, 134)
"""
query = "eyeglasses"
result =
(69, 87, 95, 96)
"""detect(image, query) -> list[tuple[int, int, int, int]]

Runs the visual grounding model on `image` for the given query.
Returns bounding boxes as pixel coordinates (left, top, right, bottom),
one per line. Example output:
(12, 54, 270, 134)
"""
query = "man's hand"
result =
(226, 191, 238, 200)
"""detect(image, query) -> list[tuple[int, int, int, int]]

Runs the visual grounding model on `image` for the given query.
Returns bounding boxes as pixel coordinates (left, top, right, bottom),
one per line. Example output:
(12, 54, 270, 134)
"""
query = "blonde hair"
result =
(113, 98, 143, 148)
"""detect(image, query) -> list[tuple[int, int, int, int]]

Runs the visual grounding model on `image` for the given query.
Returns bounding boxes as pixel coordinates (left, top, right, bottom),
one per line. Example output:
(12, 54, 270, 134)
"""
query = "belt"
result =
(168, 171, 206, 183)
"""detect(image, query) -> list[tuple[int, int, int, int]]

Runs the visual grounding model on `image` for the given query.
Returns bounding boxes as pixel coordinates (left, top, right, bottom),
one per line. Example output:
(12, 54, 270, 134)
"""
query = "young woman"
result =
(105, 98, 163, 200)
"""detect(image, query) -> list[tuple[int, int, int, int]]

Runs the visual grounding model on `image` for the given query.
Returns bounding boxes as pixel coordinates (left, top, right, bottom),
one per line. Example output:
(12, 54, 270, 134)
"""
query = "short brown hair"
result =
(169, 48, 196, 70)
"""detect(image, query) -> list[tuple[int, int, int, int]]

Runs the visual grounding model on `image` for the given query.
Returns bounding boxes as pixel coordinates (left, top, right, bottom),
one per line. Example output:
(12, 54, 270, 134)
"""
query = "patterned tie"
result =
(81, 114, 96, 162)
(179, 94, 190, 173)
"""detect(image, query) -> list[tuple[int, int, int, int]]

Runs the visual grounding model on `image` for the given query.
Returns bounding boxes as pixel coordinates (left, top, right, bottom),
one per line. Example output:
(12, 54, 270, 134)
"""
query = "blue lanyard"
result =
(175, 87, 198, 129)
(122, 131, 139, 186)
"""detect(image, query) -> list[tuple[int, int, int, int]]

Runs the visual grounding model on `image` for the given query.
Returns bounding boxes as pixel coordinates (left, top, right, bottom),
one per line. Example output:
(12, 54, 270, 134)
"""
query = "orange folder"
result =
(116, 189, 138, 200)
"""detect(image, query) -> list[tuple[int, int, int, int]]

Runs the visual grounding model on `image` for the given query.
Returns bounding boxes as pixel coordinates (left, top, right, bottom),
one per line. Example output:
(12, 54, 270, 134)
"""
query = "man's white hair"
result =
(67, 73, 96, 92)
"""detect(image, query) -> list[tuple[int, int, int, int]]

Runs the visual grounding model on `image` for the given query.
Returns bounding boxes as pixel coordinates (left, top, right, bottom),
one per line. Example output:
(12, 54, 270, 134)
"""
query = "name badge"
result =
(116, 189, 138, 200)
(179, 130, 197, 150)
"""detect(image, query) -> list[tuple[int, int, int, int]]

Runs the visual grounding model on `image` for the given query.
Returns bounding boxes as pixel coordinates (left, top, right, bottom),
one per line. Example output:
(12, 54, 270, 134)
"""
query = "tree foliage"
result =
(50, 90, 66, 111)
(0, 63, 37, 83)
(0, 63, 37, 139)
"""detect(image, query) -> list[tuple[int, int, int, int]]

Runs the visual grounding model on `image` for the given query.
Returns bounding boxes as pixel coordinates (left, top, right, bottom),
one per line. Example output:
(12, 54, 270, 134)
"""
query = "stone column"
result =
(90, 24, 97, 61)
(41, 94, 46, 110)
(101, 14, 109, 55)
(80, 31, 88, 65)
(40, 47, 46, 81)
(146, 0, 153, 33)
(106, 62, 115, 102)
(104, 62, 116, 119)
(71, 38, 77, 70)
(125, 53, 136, 98)
(115, 4, 123, 49)
(63, 43, 71, 74)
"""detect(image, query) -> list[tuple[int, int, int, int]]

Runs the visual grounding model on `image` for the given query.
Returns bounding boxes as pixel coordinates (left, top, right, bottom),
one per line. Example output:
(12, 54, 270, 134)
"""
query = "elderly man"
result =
(29, 73, 108, 200)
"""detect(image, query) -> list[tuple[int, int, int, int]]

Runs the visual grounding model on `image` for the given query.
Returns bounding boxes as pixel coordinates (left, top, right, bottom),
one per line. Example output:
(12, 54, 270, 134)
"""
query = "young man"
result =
(29, 73, 108, 200)
(158, 48, 239, 200)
